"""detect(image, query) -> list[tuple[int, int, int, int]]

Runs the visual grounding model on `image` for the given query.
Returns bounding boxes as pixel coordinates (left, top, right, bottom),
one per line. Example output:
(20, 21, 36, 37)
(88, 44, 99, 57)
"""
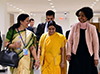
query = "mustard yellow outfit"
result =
(5, 29, 37, 74)
(39, 32, 67, 74)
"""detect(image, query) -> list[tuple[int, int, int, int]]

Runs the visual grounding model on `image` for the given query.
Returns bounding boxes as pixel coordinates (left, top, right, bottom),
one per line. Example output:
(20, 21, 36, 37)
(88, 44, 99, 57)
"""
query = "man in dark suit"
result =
(65, 30, 70, 39)
(36, 10, 63, 41)
(0, 34, 2, 51)
(27, 18, 37, 34)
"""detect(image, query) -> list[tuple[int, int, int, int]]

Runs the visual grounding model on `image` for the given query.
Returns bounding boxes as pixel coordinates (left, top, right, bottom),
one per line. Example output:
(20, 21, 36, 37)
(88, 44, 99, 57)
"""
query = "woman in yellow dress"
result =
(4, 14, 39, 74)
(38, 21, 67, 74)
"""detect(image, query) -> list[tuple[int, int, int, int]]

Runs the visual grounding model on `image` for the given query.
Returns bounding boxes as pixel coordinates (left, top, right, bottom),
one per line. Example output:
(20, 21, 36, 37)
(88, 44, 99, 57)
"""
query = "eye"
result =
(52, 28, 54, 30)
(78, 15, 80, 17)
(48, 28, 51, 30)
(82, 15, 84, 17)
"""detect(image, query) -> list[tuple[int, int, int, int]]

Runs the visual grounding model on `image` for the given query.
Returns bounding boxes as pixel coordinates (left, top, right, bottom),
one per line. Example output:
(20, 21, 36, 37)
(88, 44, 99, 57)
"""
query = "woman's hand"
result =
(13, 42, 21, 48)
(60, 62, 65, 68)
(35, 60, 40, 70)
(4, 41, 21, 49)
(94, 60, 98, 67)
(67, 55, 71, 62)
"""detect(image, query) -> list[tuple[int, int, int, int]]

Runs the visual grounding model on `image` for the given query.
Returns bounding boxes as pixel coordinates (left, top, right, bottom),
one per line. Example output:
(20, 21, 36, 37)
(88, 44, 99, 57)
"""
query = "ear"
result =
(20, 20, 23, 24)
(55, 27, 56, 31)
(53, 17, 55, 20)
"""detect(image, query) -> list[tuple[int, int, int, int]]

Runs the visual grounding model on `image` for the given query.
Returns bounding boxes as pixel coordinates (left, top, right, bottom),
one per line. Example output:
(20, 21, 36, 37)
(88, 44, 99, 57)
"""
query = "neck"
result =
(18, 25, 25, 31)
(30, 26, 33, 27)
(80, 22, 87, 29)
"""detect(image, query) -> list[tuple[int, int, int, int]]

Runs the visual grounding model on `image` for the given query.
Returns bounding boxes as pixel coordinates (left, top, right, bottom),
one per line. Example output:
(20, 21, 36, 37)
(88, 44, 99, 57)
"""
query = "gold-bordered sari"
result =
(5, 29, 37, 74)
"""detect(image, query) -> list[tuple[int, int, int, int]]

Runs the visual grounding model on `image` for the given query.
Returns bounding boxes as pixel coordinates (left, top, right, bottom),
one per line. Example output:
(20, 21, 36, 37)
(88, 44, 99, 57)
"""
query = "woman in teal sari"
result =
(4, 14, 39, 74)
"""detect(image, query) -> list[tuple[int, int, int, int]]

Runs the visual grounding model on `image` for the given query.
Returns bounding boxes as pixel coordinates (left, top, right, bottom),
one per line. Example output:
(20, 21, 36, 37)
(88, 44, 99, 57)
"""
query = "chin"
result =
(26, 25, 28, 28)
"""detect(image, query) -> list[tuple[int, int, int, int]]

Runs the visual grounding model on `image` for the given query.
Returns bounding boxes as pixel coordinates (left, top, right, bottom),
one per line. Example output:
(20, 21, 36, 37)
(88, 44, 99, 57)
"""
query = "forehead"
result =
(48, 25, 55, 28)
(46, 15, 54, 18)
(79, 11, 85, 15)
(30, 20, 34, 22)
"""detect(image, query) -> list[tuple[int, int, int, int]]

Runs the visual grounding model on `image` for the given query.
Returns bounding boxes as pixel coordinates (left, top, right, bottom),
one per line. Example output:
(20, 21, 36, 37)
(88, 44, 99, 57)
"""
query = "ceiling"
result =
(7, 0, 100, 14)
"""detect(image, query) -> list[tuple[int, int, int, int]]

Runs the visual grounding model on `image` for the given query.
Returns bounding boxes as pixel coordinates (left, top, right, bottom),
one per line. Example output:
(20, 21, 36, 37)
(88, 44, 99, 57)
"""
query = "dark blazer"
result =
(27, 26, 34, 33)
(0, 35, 2, 50)
(65, 30, 70, 39)
(36, 23, 63, 41)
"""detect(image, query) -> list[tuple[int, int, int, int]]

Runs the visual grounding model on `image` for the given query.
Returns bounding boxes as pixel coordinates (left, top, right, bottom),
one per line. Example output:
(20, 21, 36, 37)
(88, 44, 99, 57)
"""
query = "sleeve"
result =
(33, 34, 37, 50)
(61, 36, 67, 48)
(92, 26, 99, 60)
(39, 34, 44, 47)
(5, 29, 13, 42)
(61, 41, 65, 48)
(66, 25, 74, 56)
(0, 35, 2, 50)
(55, 24, 63, 34)
(36, 24, 41, 41)
(60, 26, 63, 34)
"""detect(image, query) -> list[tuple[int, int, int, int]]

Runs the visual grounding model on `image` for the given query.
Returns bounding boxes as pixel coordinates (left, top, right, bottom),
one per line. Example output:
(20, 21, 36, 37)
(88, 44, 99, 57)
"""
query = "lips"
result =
(80, 19, 83, 21)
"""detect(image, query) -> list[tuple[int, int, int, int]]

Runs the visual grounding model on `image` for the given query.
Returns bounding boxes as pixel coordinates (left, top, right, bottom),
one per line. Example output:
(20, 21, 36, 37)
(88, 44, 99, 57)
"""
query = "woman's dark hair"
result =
(76, 7, 93, 20)
(9, 13, 29, 30)
(47, 21, 56, 28)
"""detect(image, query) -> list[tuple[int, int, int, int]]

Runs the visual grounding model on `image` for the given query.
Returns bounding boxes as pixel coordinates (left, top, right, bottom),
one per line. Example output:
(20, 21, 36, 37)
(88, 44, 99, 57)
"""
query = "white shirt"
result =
(44, 22, 48, 33)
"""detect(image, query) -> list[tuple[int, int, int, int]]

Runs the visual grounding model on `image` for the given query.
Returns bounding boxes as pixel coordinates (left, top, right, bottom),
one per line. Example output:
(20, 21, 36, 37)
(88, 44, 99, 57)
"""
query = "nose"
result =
(48, 19, 52, 22)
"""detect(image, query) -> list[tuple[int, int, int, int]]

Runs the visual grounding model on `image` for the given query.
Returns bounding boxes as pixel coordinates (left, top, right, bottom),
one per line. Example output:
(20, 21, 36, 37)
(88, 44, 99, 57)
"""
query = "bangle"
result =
(7, 42, 12, 48)
(36, 60, 39, 62)
(62, 61, 65, 64)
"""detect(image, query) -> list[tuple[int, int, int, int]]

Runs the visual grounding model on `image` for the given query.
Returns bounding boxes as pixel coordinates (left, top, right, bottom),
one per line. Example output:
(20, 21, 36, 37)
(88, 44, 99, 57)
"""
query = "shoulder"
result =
(26, 29, 37, 37)
(26, 29, 33, 34)
(56, 24, 62, 28)
(8, 28, 14, 32)
(41, 32, 48, 37)
(42, 32, 48, 37)
(38, 23, 45, 26)
(7, 29, 14, 34)
(72, 22, 79, 27)
(70, 22, 81, 31)
(56, 32, 65, 38)
(87, 23, 96, 29)
(56, 32, 67, 41)
(27, 26, 33, 29)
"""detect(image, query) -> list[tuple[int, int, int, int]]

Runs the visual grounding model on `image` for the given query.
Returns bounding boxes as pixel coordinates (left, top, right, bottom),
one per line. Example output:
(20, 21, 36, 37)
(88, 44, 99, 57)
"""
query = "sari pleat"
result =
(39, 32, 67, 74)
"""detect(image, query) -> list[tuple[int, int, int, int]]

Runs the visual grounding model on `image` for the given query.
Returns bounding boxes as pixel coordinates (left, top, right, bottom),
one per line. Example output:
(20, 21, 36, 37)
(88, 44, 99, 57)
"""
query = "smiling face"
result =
(78, 11, 88, 23)
(48, 25, 56, 36)
(20, 17, 29, 28)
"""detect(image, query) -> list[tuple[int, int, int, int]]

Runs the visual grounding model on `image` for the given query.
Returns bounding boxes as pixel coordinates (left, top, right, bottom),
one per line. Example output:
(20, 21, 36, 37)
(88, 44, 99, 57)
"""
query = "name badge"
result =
(23, 48, 28, 55)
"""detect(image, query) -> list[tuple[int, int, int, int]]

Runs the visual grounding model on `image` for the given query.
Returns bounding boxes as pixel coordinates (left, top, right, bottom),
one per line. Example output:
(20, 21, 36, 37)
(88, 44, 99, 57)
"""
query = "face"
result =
(30, 20, 34, 27)
(20, 17, 29, 28)
(46, 15, 55, 22)
(78, 11, 88, 23)
(48, 25, 56, 36)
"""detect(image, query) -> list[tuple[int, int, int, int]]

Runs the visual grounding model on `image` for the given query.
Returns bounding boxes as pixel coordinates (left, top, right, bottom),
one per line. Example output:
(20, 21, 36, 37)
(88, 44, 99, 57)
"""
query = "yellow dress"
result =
(39, 32, 67, 74)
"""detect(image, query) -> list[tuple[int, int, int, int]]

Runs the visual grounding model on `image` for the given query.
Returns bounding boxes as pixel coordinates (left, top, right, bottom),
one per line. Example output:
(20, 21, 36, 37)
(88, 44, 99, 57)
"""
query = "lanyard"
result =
(17, 28, 26, 47)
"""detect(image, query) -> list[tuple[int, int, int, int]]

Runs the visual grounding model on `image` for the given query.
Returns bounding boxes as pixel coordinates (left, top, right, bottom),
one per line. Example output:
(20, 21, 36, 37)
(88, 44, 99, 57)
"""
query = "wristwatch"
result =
(62, 61, 65, 64)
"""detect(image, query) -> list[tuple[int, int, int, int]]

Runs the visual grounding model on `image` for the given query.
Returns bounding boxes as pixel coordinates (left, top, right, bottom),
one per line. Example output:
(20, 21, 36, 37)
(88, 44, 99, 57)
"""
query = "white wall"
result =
(30, 13, 45, 27)
(0, 0, 7, 34)
(55, 13, 70, 36)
